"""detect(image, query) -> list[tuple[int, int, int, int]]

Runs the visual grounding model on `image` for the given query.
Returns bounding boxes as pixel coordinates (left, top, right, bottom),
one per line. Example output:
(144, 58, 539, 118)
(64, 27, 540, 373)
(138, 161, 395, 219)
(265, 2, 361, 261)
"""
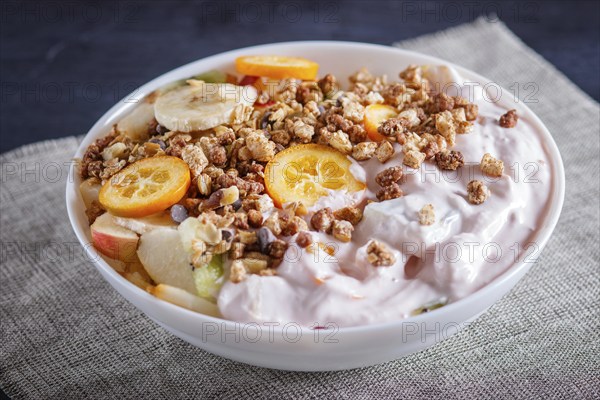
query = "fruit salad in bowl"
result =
(67, 42, 564, 370)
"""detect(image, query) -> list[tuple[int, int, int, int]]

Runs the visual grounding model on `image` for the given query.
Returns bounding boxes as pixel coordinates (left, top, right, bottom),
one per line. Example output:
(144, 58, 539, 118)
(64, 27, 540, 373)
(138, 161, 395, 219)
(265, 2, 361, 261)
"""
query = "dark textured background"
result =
(0, 0, 598, 153)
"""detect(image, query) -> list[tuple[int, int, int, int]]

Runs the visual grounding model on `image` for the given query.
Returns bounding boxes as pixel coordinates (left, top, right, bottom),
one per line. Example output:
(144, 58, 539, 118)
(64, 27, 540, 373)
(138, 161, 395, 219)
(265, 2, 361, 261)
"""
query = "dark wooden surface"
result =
(1, 0, 598, 153)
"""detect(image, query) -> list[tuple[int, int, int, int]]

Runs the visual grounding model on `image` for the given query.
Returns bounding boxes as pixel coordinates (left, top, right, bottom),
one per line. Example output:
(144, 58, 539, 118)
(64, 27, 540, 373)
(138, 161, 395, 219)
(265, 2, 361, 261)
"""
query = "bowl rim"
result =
(66, 40, 565, 335)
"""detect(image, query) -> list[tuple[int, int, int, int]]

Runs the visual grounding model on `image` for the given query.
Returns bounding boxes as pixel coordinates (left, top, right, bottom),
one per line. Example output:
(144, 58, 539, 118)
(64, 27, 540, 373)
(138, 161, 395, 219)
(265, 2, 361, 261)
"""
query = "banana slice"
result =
(154, 80, 258, 132)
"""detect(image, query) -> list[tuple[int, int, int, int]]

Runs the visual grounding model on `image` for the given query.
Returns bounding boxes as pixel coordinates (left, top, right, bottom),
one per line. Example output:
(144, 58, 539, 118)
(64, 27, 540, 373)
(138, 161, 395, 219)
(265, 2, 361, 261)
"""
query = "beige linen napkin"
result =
(1, 17, 598, 399)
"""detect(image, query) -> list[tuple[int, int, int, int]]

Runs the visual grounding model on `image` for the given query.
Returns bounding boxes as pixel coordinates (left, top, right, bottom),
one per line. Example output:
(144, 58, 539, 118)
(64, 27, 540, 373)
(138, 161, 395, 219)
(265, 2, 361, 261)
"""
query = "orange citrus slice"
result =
(364, 104, 398, 142)
(99, 156, 191, 218)
(264, 144, 366, 208)
(235, 55, 319, 80)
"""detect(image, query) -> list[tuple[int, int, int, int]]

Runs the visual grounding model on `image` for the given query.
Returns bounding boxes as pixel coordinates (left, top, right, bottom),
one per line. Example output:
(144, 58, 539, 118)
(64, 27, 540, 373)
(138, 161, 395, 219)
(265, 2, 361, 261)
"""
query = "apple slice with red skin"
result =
(91, 213, 139, 262)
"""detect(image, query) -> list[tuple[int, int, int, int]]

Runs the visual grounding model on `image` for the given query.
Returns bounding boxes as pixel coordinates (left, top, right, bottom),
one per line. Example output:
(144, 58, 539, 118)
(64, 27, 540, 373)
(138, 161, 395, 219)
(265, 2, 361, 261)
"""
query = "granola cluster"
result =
(309, 206, 362, 243)
(499, 109, 518, 128)
(81, 64, 513, 283)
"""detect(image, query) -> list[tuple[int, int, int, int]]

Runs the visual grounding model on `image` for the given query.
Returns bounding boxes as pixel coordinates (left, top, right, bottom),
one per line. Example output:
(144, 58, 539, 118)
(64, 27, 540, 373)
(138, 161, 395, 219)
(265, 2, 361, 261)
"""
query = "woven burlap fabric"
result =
(1, 18, 598, 399)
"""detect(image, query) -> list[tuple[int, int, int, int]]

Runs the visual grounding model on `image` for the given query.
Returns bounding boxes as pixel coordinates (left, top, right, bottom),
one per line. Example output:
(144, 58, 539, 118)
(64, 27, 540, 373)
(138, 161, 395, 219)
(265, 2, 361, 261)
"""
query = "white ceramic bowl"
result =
(66, 41, 565, 371)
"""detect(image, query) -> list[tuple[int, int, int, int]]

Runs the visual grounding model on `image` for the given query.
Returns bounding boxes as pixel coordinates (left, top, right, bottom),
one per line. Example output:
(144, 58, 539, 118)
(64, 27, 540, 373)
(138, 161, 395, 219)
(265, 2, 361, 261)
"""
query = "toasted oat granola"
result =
(418, 204, 435, 225)
(467, 180, 490, 205)
(366, 240, 395, 266)
(499, 109, 518, 128)
(81, 62, 486, 289)
(481, 153, 504, 177)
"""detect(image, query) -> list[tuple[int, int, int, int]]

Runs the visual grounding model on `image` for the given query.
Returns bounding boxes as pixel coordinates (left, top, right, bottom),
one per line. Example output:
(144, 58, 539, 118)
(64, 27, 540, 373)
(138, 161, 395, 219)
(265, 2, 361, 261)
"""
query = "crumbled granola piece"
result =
(376, 183, 403, 201)
(267, 239, 288, 259)
(283, 201, 308, 217)
(435, 111, 457, 147)
(399, 64, 423, 84)
(229, 260, 247, 283)
(375, 141, 395, 163)
(347, 124, 367, 143)
(238, 230, 258, 245)
(181, 144, 208, 177)
(233, 213, 249, 229)
(296, 231, 313, 248)
(245, 131, 276, 162)
(464, 103, 479, 121)
(349, 67, 374, 86)
(453, 96, 468, 107)
(325, 112, 353, 133)
(333, 206, 363, 225)
(435, 149, 465, 170)
(208, 145, 227, 166)
(165, 133, 191, 157)
(203, 164, 224, 180)
(86, 160, 103, 179)
(213, 237, 232, 254)
(430, 93, 455, 113)
(231, 103, 253, 125)
(364, 91, 384, 105)
(196, 173, 212, 196)
(275, 78, 298, 104)
(81, 131, 118, 179)
(456, 120, 474, 134)
(182, 198, 201, 216)
(230, 242, 245, 259)
(263, 212, 282, 235)
(303, 100, 321, 119)
(296, 81, 323, 104)
(143, 141, 164, 157)
(286, 118, 315, 143)
(341, 98, 365, 123)
(366, 240, 395, 266)
(421, 141, 440, 160)
(214, 126, 236, 145)
(467, 180, 490, 205)
(281, 216, 308, 236)
(268, 130, 290, 148)
(99, 158, 127, 181)
(241, 256, 269, 273)
(318, 74, 338, 97)
(352, 142, 379, 161)
(332, 220, 354, 243)
(401, 132, 426, 153)
(400, 109, 422, 127)
(311, 208, 335, 233)
(375, 166, 403, 187)
(382, 82, 410, 106)
(480, 153, 504, 177)
(378, 118, 406, 137)
(418, 204, 435, 225)
(451, 107, 466, 122)
(247, 209, 263, 228)
(403, 149, 426, 169)
(324, 130, 352, 154)
(268, 103, 293, 130)
(499, 109, 518, 128)
(215, 172, 264, 196)
(242, 194, 274, 213)
(422, 132, 447, 151)
(191, 240, 212, 268)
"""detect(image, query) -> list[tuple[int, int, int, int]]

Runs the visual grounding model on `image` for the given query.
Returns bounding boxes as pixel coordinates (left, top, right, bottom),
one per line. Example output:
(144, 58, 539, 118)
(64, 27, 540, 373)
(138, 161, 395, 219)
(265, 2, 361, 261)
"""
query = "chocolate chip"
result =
(170, 204, 188, 223)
